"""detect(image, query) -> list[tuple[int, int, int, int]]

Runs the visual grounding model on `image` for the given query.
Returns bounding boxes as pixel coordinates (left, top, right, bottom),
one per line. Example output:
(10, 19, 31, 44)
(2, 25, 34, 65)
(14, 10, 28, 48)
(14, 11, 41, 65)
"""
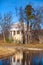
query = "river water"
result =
(0, 51, 43, 65)
(0, 59, 10, 65)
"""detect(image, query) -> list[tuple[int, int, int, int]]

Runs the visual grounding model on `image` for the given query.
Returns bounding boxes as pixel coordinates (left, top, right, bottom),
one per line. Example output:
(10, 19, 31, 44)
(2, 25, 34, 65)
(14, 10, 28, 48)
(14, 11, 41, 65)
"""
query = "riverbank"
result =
(0, 47, 16, 59)
(0, 43, 43, 61)
(0, 43, 43, 49)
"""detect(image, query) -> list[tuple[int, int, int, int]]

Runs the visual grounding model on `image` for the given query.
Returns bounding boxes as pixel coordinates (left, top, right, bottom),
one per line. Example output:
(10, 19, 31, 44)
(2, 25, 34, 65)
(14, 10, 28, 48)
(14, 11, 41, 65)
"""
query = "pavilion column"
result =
(16, 31, 17, 35)
(20, 31, 21, 35)
(12, 31, 14, 37)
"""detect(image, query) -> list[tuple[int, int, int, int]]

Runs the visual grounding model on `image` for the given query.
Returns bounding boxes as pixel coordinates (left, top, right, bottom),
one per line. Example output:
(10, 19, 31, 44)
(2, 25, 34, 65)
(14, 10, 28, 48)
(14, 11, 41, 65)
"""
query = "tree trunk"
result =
(2, 29, 5, 43)
(27, 20, 30, 44)
(27, 21, 29, 44)
(21, 23, 25, 44)
(22, 31, 25, 44)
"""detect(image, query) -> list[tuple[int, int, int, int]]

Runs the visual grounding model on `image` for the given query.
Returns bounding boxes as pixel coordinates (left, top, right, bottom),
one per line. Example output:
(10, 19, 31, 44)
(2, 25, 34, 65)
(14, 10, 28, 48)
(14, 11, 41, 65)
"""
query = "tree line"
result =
(19, 5, 43, 44)
(0, 4, 43, 43)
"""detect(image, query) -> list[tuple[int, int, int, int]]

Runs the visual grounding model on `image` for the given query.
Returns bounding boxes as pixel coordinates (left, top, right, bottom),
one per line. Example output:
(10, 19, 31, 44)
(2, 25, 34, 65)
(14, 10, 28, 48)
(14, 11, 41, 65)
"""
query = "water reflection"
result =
(0, 50, 43, 65)
(31, 52, 43, 65)
(22, 51, 43, 65)
(2, 59, 10, 65)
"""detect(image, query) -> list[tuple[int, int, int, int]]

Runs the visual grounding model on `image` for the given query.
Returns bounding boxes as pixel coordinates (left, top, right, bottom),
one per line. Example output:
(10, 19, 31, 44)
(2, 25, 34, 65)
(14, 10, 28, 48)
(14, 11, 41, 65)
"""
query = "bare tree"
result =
(0, 14, 4, 41)
(0, 12, 12, 42)
(3, 13, 12, 39)
(30, 7, 43, 43)
(19, 7, 25, 44)
(25, 5, 34, 43)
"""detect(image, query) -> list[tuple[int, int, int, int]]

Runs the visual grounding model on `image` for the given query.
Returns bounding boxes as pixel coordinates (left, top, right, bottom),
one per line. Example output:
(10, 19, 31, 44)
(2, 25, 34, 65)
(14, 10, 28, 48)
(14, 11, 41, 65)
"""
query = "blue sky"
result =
(0, 0, 43, 23)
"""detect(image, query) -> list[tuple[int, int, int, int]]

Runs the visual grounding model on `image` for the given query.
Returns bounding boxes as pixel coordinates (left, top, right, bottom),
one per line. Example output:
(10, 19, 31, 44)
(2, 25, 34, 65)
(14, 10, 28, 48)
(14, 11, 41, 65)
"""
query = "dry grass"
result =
(0, 42, 43, 49)
(24, 43, 43, 49)
(0, 47, 16, 59)
(0, 42, 43, 59)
